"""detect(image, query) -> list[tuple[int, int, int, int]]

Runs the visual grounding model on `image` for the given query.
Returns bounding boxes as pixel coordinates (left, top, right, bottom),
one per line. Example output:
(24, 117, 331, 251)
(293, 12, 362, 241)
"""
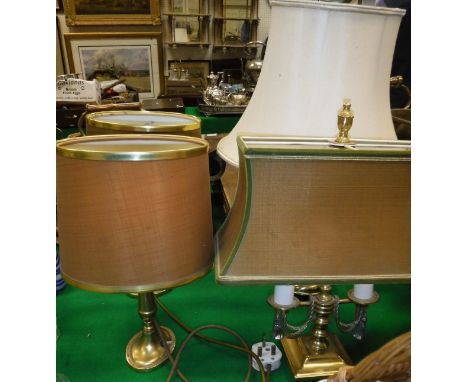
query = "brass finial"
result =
(335, 99, 354, 144)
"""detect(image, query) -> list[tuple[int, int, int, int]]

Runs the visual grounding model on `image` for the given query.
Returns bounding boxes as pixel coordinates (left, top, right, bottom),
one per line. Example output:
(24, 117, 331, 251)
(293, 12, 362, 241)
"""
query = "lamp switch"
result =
(251, 341, 282, 372)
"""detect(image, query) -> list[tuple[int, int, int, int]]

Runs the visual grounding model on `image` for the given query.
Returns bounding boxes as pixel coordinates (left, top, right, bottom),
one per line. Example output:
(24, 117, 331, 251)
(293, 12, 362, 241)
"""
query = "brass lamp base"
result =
(126, 325, 176, 371)
(125, 292, 176, 371)
(281, 334, 352, 380)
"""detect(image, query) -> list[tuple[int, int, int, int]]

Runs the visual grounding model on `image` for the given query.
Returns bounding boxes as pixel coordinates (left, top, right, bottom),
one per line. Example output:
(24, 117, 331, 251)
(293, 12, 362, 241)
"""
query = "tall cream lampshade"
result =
(56, 134, 213, 370)
(217, 0, 406, 167)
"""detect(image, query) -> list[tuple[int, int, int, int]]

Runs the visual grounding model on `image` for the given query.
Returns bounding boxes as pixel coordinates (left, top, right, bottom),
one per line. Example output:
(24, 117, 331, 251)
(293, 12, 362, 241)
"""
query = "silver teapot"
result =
(203, 71, 227, 105)
(203, 71, 250, 106)
(244, 41, 266, 90)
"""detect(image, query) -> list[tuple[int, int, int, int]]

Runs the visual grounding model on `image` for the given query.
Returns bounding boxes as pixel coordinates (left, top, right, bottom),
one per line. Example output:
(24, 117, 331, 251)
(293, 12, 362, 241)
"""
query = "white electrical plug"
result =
(251, 341, 282, 372)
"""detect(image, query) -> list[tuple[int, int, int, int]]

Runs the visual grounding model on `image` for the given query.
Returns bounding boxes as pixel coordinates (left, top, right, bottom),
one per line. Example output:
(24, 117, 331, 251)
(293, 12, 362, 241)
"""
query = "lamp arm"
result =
(275, 295, 317, 339)
(333, 299, 368, 340)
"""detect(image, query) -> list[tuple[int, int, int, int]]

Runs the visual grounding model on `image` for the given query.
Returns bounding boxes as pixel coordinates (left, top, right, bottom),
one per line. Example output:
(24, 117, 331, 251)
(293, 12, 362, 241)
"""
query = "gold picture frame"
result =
(64, 0, 161, 26)
(56, 17, 65, 75)
(64, 32, 164, 99)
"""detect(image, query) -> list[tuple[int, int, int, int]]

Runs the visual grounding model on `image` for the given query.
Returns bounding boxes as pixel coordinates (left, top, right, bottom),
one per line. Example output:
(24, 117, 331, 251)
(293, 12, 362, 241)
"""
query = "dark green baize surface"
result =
(184, 106, 240, 134)
(56, 136, 410, 382)
(56, 276, 410, 382)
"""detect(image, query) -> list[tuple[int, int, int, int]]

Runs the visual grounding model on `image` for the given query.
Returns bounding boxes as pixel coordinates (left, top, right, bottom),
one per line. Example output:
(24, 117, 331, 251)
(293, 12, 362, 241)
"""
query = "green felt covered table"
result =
(184, 106, 240, 134)
(56, 276, 410, 382)
(56, 185, 410, 381)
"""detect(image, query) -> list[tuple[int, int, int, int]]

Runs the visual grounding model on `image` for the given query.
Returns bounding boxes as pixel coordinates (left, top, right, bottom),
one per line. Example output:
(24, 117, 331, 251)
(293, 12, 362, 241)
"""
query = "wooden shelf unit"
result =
(162, 0, 211, 46)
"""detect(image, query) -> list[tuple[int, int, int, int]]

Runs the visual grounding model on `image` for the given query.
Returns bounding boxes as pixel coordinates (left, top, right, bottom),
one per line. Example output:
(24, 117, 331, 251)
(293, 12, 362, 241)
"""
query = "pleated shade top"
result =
(217, 0, 406, 166)
(56, 134, 213, 293)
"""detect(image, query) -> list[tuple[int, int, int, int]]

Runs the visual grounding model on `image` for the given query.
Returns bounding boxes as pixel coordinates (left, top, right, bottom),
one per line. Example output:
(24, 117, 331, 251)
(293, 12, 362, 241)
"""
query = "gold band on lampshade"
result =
(57, 134, 213, 293)
(56, 134, 208, 161)
(86, 111, 201, 137)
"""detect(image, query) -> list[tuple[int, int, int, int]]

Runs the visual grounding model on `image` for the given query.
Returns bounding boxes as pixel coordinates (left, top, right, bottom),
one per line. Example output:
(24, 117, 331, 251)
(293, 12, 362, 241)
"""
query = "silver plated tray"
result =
(198, 103, 247, 116)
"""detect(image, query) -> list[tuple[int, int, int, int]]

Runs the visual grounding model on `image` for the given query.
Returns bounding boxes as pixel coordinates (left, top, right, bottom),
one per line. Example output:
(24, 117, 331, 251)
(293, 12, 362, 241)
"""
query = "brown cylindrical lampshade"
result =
(56, 134, 213, 293)
(86, 111, 201, 137)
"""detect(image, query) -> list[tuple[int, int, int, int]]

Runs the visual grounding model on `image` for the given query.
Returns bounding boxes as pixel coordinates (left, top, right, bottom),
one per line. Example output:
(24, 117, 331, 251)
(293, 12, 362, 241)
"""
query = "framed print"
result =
(64, 32, 163, 99)
(64, 0, 161, 26)
(56, 18, 65, 75)
(168, 60, 210, 85)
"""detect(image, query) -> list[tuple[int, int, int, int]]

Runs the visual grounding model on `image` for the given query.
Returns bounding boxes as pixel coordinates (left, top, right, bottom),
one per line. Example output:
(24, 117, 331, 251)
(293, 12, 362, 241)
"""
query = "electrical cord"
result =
(166, 324, 265, 382)
(153, 318, 190, 382)
(155, 297, 266, 382)
(265, 364, 272, 382)
(156, 297, 254, 379)
(77, 111, 87, 136)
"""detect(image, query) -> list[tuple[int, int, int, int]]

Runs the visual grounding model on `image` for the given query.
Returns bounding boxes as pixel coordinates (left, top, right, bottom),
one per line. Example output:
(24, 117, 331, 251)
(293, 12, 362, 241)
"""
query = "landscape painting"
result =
(80, 46, 152, 93)
(64, 32, 163, 98)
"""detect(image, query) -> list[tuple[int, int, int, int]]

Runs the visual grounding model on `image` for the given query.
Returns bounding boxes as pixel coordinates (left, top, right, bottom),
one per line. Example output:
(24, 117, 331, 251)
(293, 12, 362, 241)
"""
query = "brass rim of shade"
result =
(56, 134, 209, 161)
(60, 262, 213, 294)
(214, 269, 411, 285)
(85, 111, 201, 133)
(237, 136, 411, 160)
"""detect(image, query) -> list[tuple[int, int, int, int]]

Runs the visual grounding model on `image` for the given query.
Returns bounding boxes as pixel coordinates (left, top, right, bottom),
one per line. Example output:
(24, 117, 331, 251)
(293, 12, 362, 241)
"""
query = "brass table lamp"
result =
(214, 2, 409, 377)
(215, 128, 410, 378)
(56, 134, 213, 370)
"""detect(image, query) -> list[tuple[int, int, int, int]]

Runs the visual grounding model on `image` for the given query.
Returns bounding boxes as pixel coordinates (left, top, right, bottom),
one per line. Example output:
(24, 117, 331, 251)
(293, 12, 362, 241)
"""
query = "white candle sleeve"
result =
(274, 285, 295, 306)
(353, 284, 374, 300)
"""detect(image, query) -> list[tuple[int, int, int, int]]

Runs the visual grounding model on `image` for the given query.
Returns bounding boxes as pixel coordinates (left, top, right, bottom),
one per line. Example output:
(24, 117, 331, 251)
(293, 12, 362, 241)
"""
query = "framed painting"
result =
(64, 32, 163, 99)
(168, 60, 210, 85)
(64, 0, 160, 26)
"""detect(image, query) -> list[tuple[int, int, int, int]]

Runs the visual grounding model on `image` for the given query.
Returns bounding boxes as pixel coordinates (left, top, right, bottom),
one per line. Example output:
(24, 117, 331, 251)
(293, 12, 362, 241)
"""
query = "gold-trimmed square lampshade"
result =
(215, 135, 410, 284)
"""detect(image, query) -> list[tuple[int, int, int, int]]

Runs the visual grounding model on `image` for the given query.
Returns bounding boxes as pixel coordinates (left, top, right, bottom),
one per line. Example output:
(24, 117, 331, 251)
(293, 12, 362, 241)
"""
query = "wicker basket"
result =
(327, 332, 411, 382)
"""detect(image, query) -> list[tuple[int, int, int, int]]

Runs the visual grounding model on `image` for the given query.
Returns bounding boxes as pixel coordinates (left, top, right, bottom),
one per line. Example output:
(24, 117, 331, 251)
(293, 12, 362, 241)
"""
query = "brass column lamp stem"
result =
(125, 292, 176, 371)
(310, 285, 335, 352)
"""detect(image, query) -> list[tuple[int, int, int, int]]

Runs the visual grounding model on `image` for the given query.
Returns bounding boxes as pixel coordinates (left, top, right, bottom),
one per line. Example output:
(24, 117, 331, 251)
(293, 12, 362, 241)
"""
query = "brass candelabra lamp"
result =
(214, 0, 409, 378)
(215, 101, 410, 379)
(268, 283, 380, 379)
(56, 134, 213, 370)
